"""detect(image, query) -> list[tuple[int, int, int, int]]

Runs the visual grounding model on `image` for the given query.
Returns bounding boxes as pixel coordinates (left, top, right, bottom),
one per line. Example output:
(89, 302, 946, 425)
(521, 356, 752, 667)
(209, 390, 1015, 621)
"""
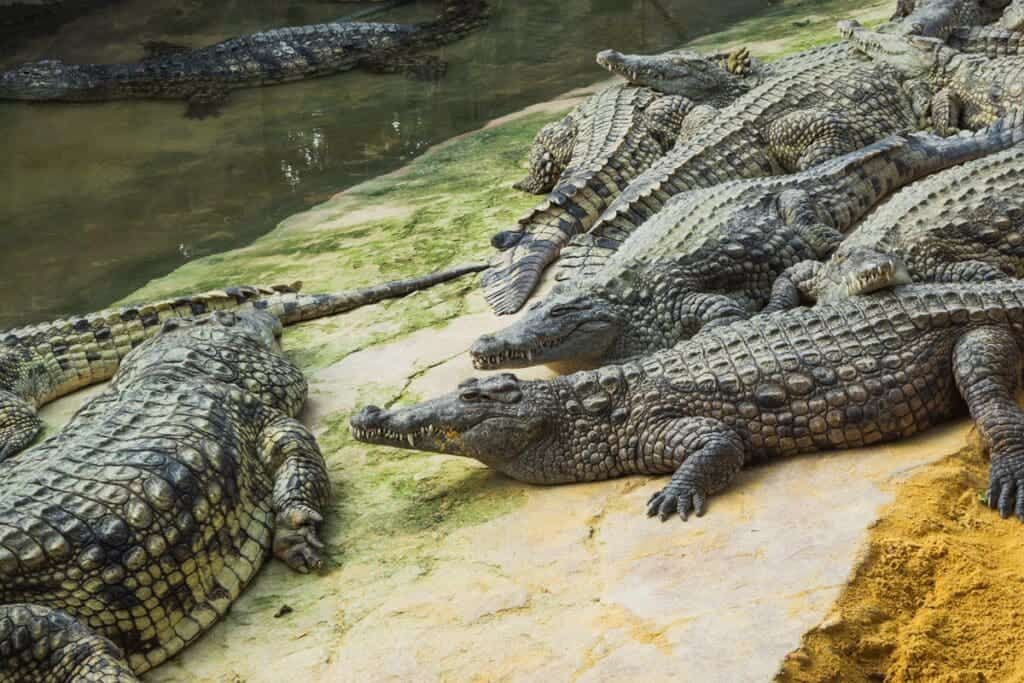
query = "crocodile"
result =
(948, 24, 1024, 55)
(354, 279, 1024, 523)
(1004, 0, 1024, 28)
(483, 40, 918, 314)
(841, 19, 1024, 135)
(0, 263, 486, 461)
(506, 47, 758, 197)
(470, 118, 1024, 370)
(0, 305, 332, 681)
(0, 0, 489, 117)
(766, 142, 1024, 309)
(482, 49, 761, 309)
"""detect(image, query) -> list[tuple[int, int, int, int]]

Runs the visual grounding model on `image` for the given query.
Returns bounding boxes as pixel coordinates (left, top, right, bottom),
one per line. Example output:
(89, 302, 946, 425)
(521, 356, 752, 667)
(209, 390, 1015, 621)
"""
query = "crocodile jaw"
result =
(595, 48, 734, 97)
(470, 297, 622, 370)
(838, 19, 945, 79)
(350, 375, 554, 472)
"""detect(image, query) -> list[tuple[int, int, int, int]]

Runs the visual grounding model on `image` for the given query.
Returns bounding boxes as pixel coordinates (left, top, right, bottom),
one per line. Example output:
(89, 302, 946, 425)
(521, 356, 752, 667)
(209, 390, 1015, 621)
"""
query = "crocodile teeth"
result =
(407, 434, 415, 447)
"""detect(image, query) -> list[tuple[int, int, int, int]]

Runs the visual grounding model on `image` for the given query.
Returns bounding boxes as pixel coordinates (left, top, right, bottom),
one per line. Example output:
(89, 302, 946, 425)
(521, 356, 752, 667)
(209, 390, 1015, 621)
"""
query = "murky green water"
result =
(0, 0, 766, 327)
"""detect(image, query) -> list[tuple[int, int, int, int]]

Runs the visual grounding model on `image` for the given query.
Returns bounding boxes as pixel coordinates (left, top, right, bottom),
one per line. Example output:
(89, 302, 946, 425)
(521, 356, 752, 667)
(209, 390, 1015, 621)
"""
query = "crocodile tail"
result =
(267, 262, 488, 325)
(3, 283, 301, 349)
(948, 26, 1024, 57)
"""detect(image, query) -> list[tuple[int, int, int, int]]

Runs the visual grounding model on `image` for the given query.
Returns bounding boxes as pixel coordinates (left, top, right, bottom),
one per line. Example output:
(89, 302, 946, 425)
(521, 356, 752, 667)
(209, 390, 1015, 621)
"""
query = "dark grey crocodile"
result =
(0, 264, 485, 462)
(0, 307, 330, 681)
(766, 142, 1024, 309)
(0, 0, 488, 117)
(483, 40, 917, 314)
(470, 119, 1024, 370)
(354, 279, 1024, 523)
(841, 19, 1024, 135)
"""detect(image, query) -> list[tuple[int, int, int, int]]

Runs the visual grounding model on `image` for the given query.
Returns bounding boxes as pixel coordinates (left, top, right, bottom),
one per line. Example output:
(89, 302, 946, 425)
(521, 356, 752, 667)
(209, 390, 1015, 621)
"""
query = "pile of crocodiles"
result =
(7, 0, 1024, 679)
(0, 0, 489, 117)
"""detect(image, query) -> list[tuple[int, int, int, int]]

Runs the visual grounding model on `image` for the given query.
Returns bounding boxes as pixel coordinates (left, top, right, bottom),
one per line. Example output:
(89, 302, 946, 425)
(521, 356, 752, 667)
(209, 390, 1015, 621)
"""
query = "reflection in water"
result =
(0, 0, 767, 327)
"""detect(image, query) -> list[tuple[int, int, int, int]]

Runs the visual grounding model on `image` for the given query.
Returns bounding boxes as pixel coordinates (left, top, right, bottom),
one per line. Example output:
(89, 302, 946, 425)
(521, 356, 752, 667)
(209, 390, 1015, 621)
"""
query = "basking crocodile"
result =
(0, 306, 331, 680)
(0, 0, 489, 117)
(841, 19, 1024, 135)
(0, 263, 485, 461)
(948, 24, 1024, 55)
(766, 142, 1024, 309)
(470, 119, 1024, 369)
(506, 48, 757, 197)
(482, 49, 761, 310)
(484, 41, 917, 314)
(354, 279, 1024, 523)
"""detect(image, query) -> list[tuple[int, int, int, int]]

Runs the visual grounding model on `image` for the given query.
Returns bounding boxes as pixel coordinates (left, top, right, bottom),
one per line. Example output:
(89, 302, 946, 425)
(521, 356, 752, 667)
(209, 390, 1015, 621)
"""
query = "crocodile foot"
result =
(273, 506, 325, 573)
(987, 452, 1024, 521)
(647, 480, 708, 522)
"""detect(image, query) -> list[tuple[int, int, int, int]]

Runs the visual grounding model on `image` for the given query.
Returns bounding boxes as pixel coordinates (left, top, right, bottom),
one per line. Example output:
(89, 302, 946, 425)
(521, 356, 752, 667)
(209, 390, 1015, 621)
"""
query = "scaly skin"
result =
(483, 41, 917, 314)
(471, 118, 1024, 371)
(767, 142, 1024, 308)
(0, 308, 330, 681)
(948, 24, 1024, 55)
(354, 280, 1024, 524)
(841, 19, 1024, 135)
(506, 47, 765, 198)
(891, 0, 1008, 37)
(0, 0, 488, 117)
(0, 264, 486, 462)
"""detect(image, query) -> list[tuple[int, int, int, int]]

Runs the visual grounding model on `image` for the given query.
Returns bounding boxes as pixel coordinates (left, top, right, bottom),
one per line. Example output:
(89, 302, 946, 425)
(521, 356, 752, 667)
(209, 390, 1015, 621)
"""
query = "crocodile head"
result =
(816, 246, 913, 303)
(595, 47, 749, 97)
(0, 59, 96, 100)
(838, 19, 954, 79)
(351, 373, 567, 481)
(470, 284, 624, 369)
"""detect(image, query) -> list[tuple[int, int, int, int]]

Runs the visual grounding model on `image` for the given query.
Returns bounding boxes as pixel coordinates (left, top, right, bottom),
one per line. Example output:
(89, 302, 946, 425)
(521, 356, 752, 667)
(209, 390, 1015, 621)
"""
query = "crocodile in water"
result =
(0, 0, 489, 117)
(354, 280, 1024, 524)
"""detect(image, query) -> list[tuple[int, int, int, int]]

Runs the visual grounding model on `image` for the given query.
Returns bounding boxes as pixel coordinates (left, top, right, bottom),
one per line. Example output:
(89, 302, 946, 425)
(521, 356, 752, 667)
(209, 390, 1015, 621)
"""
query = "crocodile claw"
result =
(986, 458, 1024, 521)
(274, 506, 326, 573)
(646, 483, 707, 522)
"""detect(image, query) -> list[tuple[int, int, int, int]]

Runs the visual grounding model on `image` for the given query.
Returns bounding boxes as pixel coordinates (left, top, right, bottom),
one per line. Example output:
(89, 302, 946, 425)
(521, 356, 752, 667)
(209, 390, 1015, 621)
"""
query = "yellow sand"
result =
(776, 441, 1024, 682)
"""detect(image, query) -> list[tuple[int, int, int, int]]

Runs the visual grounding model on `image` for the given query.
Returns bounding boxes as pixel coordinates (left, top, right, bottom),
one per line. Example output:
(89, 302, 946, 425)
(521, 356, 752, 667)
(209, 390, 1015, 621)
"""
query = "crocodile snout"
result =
(596, 49, 624, 68)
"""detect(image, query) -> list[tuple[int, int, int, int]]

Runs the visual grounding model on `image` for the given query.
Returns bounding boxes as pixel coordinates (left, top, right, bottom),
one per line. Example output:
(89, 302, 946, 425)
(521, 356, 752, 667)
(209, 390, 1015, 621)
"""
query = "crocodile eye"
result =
(460, 389, 483, 402)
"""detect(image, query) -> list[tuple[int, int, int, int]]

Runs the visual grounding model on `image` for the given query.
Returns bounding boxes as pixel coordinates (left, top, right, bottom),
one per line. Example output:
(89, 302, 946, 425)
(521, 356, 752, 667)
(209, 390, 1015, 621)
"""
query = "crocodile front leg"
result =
(0, 604, 139, 682)
(931, 88, 963, 135)
(643, 417, 747, 521)
(513, 115, 579, 195)
(763, 260, 823, 313)
(0, 389, 41, 461)
(952, 326, 1024, 520)
(921, 259, 1012, 284)
(260, 413, 331, 573)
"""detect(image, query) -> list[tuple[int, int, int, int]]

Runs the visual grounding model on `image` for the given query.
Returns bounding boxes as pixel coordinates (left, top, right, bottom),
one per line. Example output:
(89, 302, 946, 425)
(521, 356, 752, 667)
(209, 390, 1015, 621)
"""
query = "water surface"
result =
(1, 0, 767, 326)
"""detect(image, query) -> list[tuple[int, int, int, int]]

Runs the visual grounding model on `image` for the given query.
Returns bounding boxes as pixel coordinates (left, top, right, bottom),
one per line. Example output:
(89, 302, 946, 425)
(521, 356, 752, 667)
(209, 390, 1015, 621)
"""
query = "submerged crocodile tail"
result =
(268, 262, 488, 324)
